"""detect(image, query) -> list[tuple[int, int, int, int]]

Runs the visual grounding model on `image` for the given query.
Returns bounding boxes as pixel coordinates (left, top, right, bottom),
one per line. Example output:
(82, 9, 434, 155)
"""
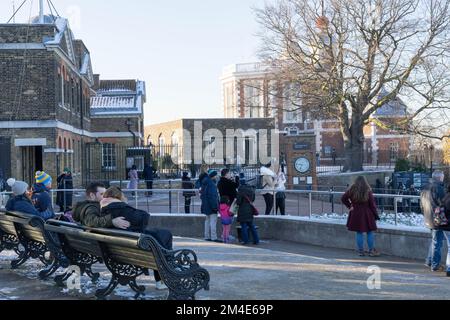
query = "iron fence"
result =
(0, 188, 423, 227)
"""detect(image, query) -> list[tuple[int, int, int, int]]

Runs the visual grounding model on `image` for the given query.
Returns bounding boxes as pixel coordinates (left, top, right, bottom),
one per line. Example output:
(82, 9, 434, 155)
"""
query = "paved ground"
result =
(1, 237, 450, 300)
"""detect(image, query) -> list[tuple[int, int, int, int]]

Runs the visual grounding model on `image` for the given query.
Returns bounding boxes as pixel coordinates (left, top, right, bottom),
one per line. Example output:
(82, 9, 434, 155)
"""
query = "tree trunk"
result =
(342, 118, 365, 172)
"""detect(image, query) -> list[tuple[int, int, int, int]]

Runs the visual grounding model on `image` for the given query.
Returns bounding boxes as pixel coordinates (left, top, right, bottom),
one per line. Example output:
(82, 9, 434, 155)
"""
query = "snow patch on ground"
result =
(310, 212, 427, 231)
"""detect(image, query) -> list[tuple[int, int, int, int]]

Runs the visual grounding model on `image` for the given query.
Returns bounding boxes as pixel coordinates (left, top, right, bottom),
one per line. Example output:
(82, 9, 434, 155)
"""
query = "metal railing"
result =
(0, 189, 422, 226)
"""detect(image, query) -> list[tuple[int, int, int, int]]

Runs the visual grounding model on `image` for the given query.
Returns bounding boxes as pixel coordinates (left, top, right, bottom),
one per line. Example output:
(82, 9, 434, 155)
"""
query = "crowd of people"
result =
(4, 164, 450, 278)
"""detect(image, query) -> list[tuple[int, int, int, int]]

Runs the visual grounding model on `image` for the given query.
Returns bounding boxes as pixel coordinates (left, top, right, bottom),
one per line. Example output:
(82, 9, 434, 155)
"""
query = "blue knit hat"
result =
(35, 171, 52, 186)
(208, 169, 218, 178)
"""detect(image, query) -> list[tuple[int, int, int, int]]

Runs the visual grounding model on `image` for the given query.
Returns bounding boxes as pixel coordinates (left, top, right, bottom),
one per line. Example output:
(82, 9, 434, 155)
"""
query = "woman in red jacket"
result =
(342, 176, 381, 257)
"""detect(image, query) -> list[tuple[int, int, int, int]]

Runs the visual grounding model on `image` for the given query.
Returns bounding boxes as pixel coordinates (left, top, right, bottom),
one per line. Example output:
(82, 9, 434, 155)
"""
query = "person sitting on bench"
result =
(73, 183, 172, 290)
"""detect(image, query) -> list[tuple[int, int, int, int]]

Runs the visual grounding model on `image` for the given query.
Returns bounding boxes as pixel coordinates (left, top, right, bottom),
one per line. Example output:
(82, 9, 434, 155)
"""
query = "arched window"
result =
(146, 135, 152, 146)
(63, 138, 67, 150)
(171, 132, 179, 146)
(58, 137, 62, 149)
(158, 134, 165, 155)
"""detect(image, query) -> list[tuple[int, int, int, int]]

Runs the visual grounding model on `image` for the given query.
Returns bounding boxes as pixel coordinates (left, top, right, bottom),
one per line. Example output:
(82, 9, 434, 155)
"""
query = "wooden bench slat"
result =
(106, 244, 157, 270)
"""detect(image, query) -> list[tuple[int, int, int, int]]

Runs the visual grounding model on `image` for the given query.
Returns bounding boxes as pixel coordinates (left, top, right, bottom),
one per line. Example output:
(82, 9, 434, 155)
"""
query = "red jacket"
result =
(342, 191, 379, 233)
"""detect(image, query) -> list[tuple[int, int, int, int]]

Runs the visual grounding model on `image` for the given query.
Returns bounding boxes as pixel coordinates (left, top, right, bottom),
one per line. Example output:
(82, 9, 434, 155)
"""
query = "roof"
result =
(90, 80, 146, 117)
(97, 80, 137, 93)
(373, 89, 408, 117)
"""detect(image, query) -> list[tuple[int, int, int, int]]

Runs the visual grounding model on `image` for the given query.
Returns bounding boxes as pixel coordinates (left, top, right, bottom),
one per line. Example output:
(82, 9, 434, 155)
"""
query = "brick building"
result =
(0, 15, 146, 186)
(221, 63, 412, 166)
(145, 118, 277, 176)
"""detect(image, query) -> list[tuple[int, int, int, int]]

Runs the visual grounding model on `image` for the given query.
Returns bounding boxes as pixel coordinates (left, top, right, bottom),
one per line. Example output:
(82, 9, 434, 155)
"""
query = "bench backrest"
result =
(5, 211, 46, 244)
(45, 220, 103, 258)
(0, 213, 18, 237)
(44, 221, 158, 270)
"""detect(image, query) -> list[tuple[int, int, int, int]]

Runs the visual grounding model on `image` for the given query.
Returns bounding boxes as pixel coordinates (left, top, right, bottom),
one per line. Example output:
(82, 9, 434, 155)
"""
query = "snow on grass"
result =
(310, 211, 427, 230)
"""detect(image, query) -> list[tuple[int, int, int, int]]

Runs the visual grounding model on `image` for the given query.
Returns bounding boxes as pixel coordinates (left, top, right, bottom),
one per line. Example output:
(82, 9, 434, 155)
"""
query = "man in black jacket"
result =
(143, 163, 156, 196)
(217, 169, 239, 203)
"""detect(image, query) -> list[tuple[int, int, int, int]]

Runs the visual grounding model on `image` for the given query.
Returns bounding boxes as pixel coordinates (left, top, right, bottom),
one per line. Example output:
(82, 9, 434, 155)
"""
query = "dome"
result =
(29, 14, 58, 24)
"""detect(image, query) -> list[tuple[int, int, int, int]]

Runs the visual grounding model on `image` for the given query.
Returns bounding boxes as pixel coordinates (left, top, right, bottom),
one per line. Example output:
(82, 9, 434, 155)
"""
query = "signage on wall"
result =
(293, 142, 311, 151)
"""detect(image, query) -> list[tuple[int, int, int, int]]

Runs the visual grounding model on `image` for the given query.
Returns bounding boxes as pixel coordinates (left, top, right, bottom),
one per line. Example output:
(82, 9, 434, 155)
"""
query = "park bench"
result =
(44, 220, 103, 286)
(0, 211, 69, 279)
(44, 220, 210, 300)
(0, 211, 20, 255)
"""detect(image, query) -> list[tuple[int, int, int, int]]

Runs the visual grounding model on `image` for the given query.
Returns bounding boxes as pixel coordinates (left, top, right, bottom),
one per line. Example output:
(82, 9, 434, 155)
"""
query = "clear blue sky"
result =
(0, 0, 263, 125)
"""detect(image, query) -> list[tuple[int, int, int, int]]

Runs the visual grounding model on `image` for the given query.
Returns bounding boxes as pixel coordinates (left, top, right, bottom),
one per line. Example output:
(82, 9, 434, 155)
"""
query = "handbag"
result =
(229, 199, 239, 215)
(245, 195, 259, 216)
(433, 206, 448, 227)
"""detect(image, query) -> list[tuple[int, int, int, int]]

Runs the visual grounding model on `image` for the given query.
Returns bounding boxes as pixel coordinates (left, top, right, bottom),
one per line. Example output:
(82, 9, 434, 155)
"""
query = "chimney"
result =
(93, 74, 100, 90)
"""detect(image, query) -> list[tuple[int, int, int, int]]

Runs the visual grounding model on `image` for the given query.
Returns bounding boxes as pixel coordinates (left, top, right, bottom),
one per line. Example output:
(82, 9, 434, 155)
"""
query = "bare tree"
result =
(255, 0, 450, 171)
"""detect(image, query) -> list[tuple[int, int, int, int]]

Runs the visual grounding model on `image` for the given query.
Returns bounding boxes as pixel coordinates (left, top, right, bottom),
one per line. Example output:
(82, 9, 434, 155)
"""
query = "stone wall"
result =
(147, 214, 435, 260)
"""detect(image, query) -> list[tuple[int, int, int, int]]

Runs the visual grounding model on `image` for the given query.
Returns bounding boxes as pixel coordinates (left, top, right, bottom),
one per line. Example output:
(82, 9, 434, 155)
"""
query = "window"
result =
(244, 81, 264, 118)
(102, 143, 117, 170)
(324, 146, 333, 156)
(158, 134, 165, 155)
(390, 142, 399, 161)
(283, 82, 302, 123)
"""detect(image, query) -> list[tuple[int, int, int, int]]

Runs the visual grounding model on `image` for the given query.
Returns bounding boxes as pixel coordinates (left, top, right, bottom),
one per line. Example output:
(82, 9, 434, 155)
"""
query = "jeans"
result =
(240, 222, 260, 244)
(276, 195, 286, 215)
(204, 214, 218, 241)
(263, 194, 274, 215)
(426, 229, 445, 270)
(356, 232, 374, 251)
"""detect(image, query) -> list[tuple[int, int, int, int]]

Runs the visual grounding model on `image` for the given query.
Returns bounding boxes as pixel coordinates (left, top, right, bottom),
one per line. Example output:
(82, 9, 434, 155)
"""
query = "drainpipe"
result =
(126, 118, 137, 147)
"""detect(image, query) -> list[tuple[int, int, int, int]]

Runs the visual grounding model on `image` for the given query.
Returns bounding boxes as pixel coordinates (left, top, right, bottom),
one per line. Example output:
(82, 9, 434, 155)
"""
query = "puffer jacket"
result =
(260, 167, 276, 195)
(6, 194, 54, 220)
(200, 176, 219, 215)
(32, 183, 54, 215)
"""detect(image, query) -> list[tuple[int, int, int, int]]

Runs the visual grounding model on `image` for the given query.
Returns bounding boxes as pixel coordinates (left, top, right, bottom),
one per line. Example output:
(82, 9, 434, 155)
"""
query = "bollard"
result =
(135, 189, 138, 209)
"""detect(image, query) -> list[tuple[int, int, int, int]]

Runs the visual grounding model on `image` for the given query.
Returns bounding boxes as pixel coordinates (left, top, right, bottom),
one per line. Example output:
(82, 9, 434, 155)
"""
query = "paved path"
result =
(1, 238, 449, 300)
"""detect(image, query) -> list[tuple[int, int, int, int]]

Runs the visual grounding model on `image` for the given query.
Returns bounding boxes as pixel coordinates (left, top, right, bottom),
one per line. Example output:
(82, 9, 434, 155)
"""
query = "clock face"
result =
(295, 157, 311, 174)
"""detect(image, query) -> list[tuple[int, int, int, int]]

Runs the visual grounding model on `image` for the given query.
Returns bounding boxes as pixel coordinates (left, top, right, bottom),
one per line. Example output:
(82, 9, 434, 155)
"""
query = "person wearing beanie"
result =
(32, 171, 55, 218)
(57, 168, 73, 213)
(5, 179, 54, 220)
(200, 169, 220, 242)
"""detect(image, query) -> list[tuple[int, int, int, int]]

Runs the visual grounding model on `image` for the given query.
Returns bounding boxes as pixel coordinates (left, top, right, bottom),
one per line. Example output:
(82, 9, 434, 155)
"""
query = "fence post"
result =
(135, 189, 138, 209)
(330, 187, 335, 213)
(177, 190, 180, 214)
(309, 192, 312, 218)
(394, 197, 398, 226)
(272, 189, 276, 216)
(169, 180, 172, 214)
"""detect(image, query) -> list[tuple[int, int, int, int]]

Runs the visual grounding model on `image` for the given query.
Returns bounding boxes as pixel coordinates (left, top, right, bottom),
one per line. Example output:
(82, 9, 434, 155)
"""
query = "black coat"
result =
(56, 174, 73, 209)
(143, 165, 155, 181)
(101, 202, 149, 233)
(236, 185, 256, 223)
(182, 177, 196, 197)
(217, 177, 239, 202)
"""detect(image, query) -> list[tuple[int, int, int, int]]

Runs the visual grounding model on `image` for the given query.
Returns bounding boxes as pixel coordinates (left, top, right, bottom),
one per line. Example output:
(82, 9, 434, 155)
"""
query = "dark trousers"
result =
(184, 196, 192, 214)
(276, 196, 286, 215)
(263, 194, 274, 215)
(146, 181, 153, 196)
(144, 228, 173, 282)
(240, 222, 260, 244)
